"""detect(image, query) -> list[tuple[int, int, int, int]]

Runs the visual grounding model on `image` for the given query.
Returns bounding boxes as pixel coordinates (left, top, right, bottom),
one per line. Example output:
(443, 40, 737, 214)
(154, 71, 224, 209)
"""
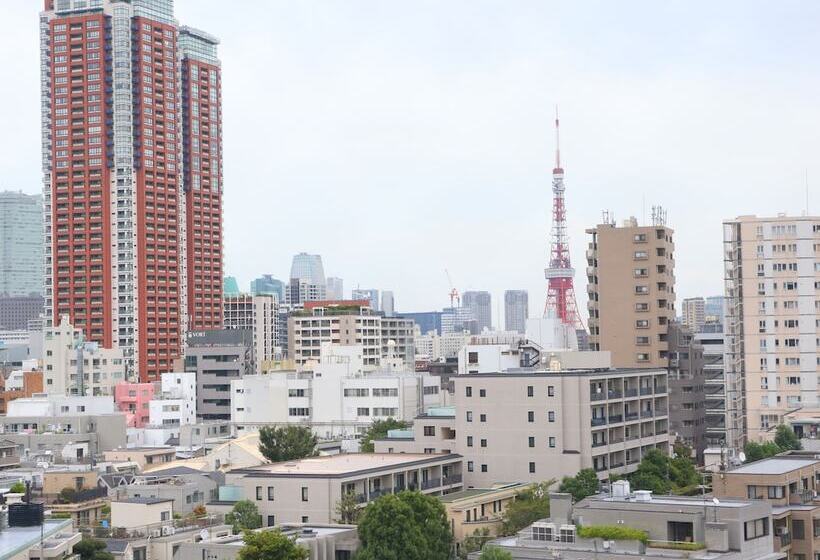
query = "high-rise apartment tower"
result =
(39, 0, 223, 381)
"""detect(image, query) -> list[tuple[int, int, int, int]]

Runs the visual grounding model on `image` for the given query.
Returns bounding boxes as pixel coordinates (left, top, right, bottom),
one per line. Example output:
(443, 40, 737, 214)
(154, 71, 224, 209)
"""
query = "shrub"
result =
(578, 525, 649, 544)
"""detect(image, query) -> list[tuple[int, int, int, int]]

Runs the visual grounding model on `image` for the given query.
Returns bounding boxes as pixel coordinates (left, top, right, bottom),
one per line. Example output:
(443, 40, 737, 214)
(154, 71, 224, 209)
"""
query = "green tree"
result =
(558, 469, 599, 502)
(334, 491, 361, 524)
(237, 529, 309, 560)
(500, 481, 554, 536)
(628, 449, 672, 494)
(258, 425, 317, 463)
(359, 418, 410, 453)
(459, 528, 491, 560)
(774, 424, 801, 451)
(58, 487, 78, 504)
(73, 538, 114, 560)
(356, 491, 451, 560)
(479, 547, 514, 560)
(744, 441, 782, 463)
(225, 500, 262, 533)
(8, 482, 25, 494)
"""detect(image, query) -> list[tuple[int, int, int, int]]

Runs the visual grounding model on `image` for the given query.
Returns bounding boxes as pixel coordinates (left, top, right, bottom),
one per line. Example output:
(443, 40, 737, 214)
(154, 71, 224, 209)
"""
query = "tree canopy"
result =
(558, 469, 599, 502)
(359, 418, 410, 453)
(774, 424, 801, 451)
(237, 529, 309, 560)
(334, 491, 361, 525)
(356, 491, 451, 560)
(73, 538, 114, 560)
(258, 425, 317, 463)
(744, 426, 801, 464)
(479, 547, 514, 560)
(226, 500, 262, 533)
(9, 481, 25, 494)
(626, 447, 700, 495)
(500, 481, 554, 536)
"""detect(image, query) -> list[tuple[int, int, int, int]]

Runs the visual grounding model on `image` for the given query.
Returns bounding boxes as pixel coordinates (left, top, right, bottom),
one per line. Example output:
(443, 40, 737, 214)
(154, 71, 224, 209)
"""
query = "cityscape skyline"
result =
(2, 1, 818, 318)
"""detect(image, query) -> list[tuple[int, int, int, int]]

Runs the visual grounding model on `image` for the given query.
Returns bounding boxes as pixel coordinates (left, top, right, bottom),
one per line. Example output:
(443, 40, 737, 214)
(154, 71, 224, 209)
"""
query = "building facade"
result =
(0, 191, 43, 298)
(586, 216, 676, 368)
(325, 276, 344, 300)
(0, 295, 44, 330)
(39, 1, 223, 383)
(504, 290, 529, 334)
(223, 294, 278, 373)
(723, 215, 819, 442)
(381, 290, 394, 316)
(462, 291, 492, 333)
(250, 274, 284, 301)
(667, 323, 706, 462)
(351, 289, 379, 312)
(681, 297, 705, 332)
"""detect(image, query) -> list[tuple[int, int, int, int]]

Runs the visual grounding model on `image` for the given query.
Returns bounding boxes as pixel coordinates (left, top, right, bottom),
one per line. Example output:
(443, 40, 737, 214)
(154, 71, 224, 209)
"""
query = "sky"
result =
(1, 1, 819, 326)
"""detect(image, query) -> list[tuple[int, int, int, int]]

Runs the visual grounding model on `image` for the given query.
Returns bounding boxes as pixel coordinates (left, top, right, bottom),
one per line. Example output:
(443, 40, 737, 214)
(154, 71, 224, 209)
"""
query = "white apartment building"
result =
(232, 344, 442, 439)
(414, 330, 472, 361)
(7, 394, 116, 417)
(288, 305, 414, 370)
(43, 315, 127, 396)
(223, 294, 279, 373)
(681, 297, 706, 332)
(148, 372, 197, 432)
(723, 215, 820, 442)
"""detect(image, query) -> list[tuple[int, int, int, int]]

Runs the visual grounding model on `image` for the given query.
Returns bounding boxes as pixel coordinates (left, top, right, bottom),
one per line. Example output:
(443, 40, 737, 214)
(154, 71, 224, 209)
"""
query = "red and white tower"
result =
(544, 110, 583, 328)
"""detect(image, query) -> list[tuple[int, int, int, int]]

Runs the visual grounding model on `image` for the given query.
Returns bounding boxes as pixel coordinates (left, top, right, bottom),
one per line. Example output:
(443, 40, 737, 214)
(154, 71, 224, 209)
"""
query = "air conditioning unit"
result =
(150, 529, 162, 538)
(161, 525, 174, 536)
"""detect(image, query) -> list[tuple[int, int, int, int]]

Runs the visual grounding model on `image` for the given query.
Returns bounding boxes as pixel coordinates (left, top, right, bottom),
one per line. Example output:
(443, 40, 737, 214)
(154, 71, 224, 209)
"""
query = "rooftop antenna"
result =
(554, 105, 562, 172)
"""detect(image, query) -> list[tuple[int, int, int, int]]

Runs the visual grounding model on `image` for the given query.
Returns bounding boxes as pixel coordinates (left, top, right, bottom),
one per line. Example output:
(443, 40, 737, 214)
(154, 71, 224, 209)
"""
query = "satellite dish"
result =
(712, 497, 720, 505)
(738, 452, 747, 463)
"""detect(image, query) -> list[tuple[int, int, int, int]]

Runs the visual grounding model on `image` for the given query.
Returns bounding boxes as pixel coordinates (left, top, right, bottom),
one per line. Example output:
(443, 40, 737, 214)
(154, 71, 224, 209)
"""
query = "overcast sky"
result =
(2, 1, 818, 325)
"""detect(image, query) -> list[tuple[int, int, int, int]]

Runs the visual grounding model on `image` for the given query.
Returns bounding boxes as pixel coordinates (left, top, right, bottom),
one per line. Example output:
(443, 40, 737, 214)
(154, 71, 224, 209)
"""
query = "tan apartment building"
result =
(223, 294, 278, 373)
(682, 296, 706, 332)
(586, 216, 676, 368)
(104, 447, 177, 471)
(440, 482, 532, 543)
(226, 453, 464, 525)
(724, 215, 820, 443)
(713, 455, 820, 559)
(376, 365, 670, 487)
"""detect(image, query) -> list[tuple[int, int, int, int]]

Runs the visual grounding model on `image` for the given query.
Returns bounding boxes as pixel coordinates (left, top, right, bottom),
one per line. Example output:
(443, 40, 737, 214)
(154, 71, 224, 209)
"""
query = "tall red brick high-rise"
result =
(39, 0, 223, 382)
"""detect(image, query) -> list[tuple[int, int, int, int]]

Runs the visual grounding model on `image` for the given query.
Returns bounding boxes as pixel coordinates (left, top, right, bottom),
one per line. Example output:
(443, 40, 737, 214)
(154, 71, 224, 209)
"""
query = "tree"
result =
(73, 538, 114, 560)
(258, 425, 317, 463)
(225, 500, 262, 533)
(744, 441, 782, 463)
(459, 528, 491, 559)
(334, 491, 361, 524)
(774, 424, 802, 451)
(479, 547, 513, 560)
(627, 449, 672, 494)
(500, 481, 554, 536)
(9, 481, 25, 494)
(356, 491, 451, 560)
(237, 529, 309, 560)
(558, 469, 599, 502)
(359, 418, 410, 453)
(58, 487, 78, 504)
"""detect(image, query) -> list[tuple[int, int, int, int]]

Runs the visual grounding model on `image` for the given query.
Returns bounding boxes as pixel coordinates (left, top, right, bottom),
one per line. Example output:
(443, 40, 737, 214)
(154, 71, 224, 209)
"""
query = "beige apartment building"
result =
(376, 366, 670, 486)
(226, 453, 463, 525)
(723, 215, 820, 442)
(223, 294, 278, 373)
(586, 216, 676, 368)
(713, 455, 820, 560)
(682, 296, 706, 332)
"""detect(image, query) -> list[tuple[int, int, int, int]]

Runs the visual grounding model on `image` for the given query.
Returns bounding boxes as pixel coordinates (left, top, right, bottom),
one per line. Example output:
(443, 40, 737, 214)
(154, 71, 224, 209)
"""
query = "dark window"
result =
(479, 389, 486, 398)
(744, 518, 769, 540)
(529, 462, 536, 473)
(423, 426, 435, 436)
(528, 411, 534, 423)
(528, 436, 535, 448)
(548, 411, 555, 422)
(301, 487, 309, 502)
(793, 519, 805, 540)
(267, 487, 274, 500)
(548, 386, 555, 397)
(480, 439, 487, 448)
(467, 436, 473, 447)
(481, 464, 487, 473)
(255, 486, 262, 500)
(267, 515, 275, 526)
(466, 387, 472, 397)
(480, 414, 486, 422)
(527, 385, 534, 397)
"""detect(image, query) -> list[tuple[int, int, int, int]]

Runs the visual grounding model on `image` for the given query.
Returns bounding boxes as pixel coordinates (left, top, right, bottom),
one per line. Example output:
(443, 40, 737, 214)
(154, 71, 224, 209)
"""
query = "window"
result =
(467, 436, 473, 447)
(529, 462, 536, 473)
(528, 411, 534, 422)
(744, 518, 769, 540)
(357, 408, 370, 416)
(548, 386, 555, 397)
(479, 389, 486, 397)
(527, 385, 534, 397)
(467, 461, 474, 472)
(533, 525, 553, 541)
(301, 487, 309, 502)
(267, 515, 275, 526)
(256, 486, 262, 500)
(466, 411, 473, 422)
(423, 426, 435, 436)
(466, 386, 472, 397)
(481, 464, 488, 473)
(549, 437, 556, 448)
(793, 519, 805, 540)
(480, 414, 486, 422)
(267, 487, 274, 501)
(548, 411, 555, 422)
(468, 352, 478, 364)
(528, 436, 535, 448)
(480, 438, 487, 448)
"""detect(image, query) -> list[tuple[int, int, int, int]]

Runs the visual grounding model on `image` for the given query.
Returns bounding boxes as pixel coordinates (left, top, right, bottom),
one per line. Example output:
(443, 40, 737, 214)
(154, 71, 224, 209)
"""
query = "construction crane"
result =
(444, 269, 460, 308)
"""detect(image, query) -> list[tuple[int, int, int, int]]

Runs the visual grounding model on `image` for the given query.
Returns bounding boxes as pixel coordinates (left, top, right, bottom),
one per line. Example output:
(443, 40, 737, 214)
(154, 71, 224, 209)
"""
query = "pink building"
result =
(114, 382, 155, 428)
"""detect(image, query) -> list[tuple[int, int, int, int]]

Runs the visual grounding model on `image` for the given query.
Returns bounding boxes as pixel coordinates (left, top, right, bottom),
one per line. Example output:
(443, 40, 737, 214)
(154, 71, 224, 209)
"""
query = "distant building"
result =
(114, 382, 155, 428)
(586, 216, 676, 368)
(696, 329, 742, 452)
(381, 290, 395, 316)
(352, 289, 379, 311)
(0, 191, 43, 297)
(185, 330, 253, 421)
(667, 323, 706, 462)
(326, 277, 344, 300)
(441, 306, 477, 335)
(681, 297, 705, 332)
(148, 372, 197, 432)
(401, 311, 442, 336)
(0, 295, 43, 330)
(223, 294, 278, 373)
(285, 279, 327, 305)
(223, 276, 241, 297)
(504, 290, 529, 334)
(704, 295, 725, 326)
(723, 214, 819, 442)
(462, 291, 492, 332)
(250, 274, 285, 301)
(290, 253, 326, 286)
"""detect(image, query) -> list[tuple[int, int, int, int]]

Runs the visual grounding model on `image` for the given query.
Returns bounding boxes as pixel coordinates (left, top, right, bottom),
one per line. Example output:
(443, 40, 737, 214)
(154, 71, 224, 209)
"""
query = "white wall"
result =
(7, 395, 116, 417)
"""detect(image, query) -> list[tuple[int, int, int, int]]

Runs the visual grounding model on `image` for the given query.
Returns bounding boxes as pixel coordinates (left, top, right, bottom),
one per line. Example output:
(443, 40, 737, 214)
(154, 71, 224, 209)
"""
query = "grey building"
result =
(123, 467, 219, 515)
(705, 295, 725, 327)
(400, 311, 441, 336)
(289, 253, 326, 286)
(462, 291, 492, 333)
(352, 289, 379, 311)
(381, 290, 395, 316)
(185, 330, 253, 421)
(0, 191, 43, 297)
(667, 323, 706, 463)
(504, 290, 528, 333)
(380, 316, 414, 364)
(696, 329, 741, 451)
(249, 275, 284, 301)
(326, 277, 344, 300)
(0, 295, 44, 330)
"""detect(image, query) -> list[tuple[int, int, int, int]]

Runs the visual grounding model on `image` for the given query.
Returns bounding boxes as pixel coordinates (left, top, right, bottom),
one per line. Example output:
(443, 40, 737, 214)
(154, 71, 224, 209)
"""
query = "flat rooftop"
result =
(114, 497, 173, 505)
(456, 367, 666, 378)
(728, 457, 819, 475)
(592, 495, 751, 508)
(232, 453, 461, 478)
(0, 519, 73, 559)
(439, 484, 525, 503)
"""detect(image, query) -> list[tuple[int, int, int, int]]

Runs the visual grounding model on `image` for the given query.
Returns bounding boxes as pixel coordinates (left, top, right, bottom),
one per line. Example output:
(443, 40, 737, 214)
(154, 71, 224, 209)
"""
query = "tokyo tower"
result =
(544, 110, 583, 328)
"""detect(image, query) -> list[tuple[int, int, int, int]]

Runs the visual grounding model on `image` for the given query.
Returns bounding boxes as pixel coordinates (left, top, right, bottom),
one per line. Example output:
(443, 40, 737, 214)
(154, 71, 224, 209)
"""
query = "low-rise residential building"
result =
(114, 382, 155, 428)
(0, 518, 81, 560)
(226, 453, 463, 525)
(0, 369, 42, 415)
(47, 485, 109, 528)
(148, 372, 197, 435)
(378, 364, 670, 486)
(143, 432, 266, 474)
(123, 468, 219, 515)
(713, 456, 820, 559)
(441, 483, 532, 544)
(43, 315, 128, 396)
(473, 488, 783, 560)
(111, 497, 175, 529)
(103, 447, 177, 472)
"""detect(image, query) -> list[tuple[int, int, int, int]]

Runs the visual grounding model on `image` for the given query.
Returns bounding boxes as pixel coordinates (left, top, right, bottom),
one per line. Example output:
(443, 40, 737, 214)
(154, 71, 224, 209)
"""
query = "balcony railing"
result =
(421, 478, 441, 490)
(608, 390, 623, 399)
(625, 412, 639, 421)
(625, 388, 639, 397)
(641, 410, 654, 418)
(640, 387, 652, 396)
(369, 488, 392, 499)
(592, 440, 608, 448)
(443, 474, 462, 486)
(591, 418, 607, 427)
(608, 415, 623, 424)
(655, 385, 667, 393)
(590, 392, 606, 401)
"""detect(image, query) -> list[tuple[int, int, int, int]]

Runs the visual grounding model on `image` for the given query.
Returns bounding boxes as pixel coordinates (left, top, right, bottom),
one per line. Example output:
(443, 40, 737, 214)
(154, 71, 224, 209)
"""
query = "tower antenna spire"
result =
(554, 106, 562, 172)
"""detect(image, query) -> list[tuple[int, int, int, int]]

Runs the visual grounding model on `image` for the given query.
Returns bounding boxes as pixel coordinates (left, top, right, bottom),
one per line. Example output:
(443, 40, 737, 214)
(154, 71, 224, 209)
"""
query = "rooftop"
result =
(728, 457, 820, 475)
(439, 483, 527, 503)
(454, 367, 666, 378)
(0, 519, 74, 559)
(231, 453, 461, 478)
(114, 497, 173, 505)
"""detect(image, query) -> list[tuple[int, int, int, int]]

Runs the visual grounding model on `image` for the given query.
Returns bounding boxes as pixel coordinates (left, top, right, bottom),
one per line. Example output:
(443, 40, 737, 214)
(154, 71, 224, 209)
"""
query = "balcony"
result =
(443, 474, 462, 486)
(640, 387, 652, 396)
(591, 418, 607, 427)
(608, 415, 623, 424)
(655, 384, 667, 394)
(625, 412, 639, 421)
(590, 392, 606, 401)
(421, 478, 441, 490)
(624, 388, 638, 398)
(592, 440, 608, 448)
(608, 390, 623, 399)
(641, 410, 654, 419)
(369, 488, 392, 500)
